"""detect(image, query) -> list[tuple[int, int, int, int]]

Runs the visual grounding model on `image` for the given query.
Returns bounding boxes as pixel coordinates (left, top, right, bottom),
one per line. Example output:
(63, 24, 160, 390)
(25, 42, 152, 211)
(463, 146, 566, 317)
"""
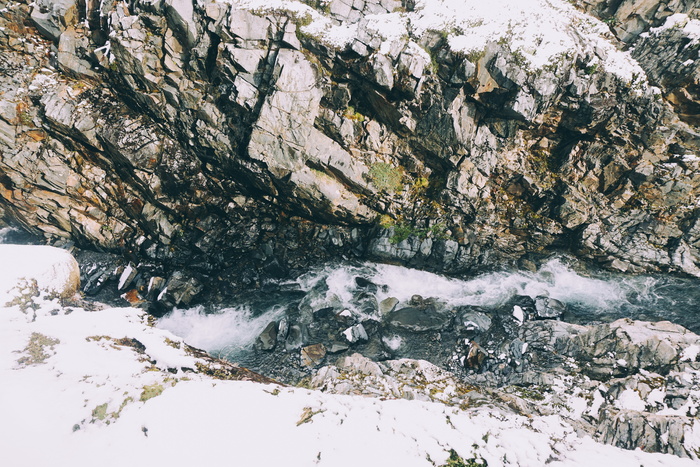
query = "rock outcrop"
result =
(2, 0, 700, 299)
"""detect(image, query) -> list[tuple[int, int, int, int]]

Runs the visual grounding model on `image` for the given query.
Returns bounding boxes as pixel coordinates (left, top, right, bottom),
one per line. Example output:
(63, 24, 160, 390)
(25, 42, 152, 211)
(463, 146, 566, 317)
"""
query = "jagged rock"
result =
(534, 296, 565, 320)
(285, 324, 308, 351)
(453, 308, 492, 333)
(3, 0, 700, 310)
(30, 0, 77, 42)
(300, 343, 326, 367)
(341, 323, 368, 343)
(117, 264, 138, 291)
(159, 271, 203, 308)
(57, 28, 98, 79)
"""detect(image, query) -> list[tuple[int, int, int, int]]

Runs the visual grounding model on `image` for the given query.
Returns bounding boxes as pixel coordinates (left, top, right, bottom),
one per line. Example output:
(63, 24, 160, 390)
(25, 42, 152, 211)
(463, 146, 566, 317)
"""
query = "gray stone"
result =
(30, 0, 77, 42)
(342, 323, 368, 343)
(255, 321, 278, 351)
(385, 307, 450, 332)
(534, 296, 565, 320)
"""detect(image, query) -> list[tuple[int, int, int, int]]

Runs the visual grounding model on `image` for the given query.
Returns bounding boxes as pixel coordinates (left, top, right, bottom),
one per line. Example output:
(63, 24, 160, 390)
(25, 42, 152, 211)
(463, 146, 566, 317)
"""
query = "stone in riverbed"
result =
(385, 306, 451, 332)
(453, 307, 492, 333)
(342, 323, 368, 344)
(379, 297, 399, 315)
(301, 343, 326, 367)
(255, 321, 278, 351)
(534, 296, 565, 320)
(285, 324, 308, 351)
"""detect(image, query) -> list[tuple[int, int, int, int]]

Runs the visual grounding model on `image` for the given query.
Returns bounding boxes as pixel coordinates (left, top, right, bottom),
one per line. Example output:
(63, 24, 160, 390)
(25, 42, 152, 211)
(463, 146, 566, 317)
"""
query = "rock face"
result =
(2, 0, 700, 298)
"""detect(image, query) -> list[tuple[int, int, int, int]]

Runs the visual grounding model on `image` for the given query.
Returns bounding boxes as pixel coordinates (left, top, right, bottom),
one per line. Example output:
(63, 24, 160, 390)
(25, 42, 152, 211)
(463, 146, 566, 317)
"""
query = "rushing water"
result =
(157, 257, 700, 368)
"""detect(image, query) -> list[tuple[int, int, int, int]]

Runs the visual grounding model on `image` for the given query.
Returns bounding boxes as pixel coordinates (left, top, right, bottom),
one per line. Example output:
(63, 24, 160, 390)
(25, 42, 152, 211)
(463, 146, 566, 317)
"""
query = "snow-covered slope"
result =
(1, 246, 697, 466)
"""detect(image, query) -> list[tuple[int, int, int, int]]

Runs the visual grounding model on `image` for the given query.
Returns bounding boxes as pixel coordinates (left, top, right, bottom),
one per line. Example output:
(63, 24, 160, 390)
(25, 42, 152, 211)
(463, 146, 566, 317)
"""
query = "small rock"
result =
(535, 296, 565, 319)
(255, 321, 278, 351)
(342, 323, 368, 344)
(355, 276, 378, 293)
(285, 324, 307, 351)
(379, 297, 399, 315)
(328, 341, 350, 354)
(301, 343, 326, 367)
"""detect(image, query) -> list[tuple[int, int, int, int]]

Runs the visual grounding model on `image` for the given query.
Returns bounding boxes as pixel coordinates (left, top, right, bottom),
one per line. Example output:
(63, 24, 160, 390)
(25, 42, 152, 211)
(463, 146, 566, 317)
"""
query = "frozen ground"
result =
(1, 245, 697, 466)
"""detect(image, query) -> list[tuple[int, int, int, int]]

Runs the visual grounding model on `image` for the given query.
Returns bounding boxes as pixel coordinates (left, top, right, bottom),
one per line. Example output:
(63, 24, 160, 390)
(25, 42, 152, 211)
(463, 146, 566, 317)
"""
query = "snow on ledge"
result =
(222, 0, 649, 85)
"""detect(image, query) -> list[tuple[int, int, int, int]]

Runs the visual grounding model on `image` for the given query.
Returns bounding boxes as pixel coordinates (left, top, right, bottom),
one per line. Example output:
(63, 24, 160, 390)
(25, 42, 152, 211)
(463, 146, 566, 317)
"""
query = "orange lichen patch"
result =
(24, 130, 45, 141)
(123, 289, 144, 305)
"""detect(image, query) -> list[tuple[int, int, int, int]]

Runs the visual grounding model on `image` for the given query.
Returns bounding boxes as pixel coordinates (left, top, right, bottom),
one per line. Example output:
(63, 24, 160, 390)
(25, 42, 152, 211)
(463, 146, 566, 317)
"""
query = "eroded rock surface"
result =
(2, 0, 700, 302)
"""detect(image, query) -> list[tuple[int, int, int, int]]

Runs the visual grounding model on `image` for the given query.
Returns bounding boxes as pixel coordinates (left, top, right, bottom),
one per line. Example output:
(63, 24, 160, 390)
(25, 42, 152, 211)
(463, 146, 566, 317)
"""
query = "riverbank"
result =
(2, 245, 699, 466)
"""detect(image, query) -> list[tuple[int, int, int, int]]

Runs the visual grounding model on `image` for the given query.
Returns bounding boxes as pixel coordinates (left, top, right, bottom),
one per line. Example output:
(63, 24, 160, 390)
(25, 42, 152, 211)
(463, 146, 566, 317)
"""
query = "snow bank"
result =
(0, 245, 80, 304)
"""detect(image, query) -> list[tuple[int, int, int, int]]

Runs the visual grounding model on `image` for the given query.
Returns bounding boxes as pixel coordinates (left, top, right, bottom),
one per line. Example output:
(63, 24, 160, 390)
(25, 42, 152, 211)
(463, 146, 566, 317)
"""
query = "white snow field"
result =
(0, 245, 697, 466)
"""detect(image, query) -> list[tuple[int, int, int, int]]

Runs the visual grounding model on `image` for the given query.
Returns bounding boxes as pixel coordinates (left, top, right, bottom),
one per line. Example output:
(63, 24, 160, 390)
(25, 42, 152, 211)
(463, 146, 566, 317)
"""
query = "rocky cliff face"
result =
(2, 0, 700, 301)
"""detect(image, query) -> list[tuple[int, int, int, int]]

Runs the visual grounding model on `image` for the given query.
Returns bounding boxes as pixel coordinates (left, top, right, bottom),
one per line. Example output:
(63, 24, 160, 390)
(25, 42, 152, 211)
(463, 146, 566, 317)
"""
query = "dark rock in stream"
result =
(534, 296, 566, 319)
(385, 306, 452, 332)
(255, 321, 278, 351)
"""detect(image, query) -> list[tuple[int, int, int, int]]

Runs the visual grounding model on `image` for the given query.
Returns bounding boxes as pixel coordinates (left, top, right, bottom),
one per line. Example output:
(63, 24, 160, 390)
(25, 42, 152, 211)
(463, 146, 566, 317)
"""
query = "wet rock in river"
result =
(255, 321, 278, 351)
(354, 276, 378, 293)
(385, 306, 451, 332)
(379, 297, 399, 315)
(534, 295, 565, 320)
(285, 324, 308, 351)
(453, 307, 492, 333)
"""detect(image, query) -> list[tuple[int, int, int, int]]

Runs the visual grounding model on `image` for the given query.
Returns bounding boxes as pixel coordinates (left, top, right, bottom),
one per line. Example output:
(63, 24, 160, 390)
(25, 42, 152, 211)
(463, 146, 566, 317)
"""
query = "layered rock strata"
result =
(2, 0, 700, 301)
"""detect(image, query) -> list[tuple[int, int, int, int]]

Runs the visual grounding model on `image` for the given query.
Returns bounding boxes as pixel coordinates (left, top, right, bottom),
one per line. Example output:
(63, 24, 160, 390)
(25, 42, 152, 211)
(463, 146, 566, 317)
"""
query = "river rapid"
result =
(157, 257, 700, 382)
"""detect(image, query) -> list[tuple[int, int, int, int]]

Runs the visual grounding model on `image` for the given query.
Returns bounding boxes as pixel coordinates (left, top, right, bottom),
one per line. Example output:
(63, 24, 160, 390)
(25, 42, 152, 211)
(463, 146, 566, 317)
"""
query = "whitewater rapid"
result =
(157, 257, 700, 361)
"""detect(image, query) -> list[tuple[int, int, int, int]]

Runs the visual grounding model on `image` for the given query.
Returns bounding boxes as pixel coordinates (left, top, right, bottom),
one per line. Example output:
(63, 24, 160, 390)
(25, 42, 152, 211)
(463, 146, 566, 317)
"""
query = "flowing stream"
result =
(157, 257, 700, 376)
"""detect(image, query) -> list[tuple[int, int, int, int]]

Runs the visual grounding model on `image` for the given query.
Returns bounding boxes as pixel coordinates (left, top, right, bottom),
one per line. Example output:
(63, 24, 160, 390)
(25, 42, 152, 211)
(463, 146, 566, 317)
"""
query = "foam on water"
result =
(157, 304, 286, 358)
(158, 257, 700, 363)
(297, 258, 636, 316)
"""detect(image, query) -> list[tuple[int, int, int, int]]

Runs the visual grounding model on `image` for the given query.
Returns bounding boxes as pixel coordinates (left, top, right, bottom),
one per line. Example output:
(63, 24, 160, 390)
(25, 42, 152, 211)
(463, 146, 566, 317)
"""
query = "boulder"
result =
(301, 343, 326, 367)
(0, 245, 80, 304)
(385, 307, 450, 332)
(255, 321, 278, 351)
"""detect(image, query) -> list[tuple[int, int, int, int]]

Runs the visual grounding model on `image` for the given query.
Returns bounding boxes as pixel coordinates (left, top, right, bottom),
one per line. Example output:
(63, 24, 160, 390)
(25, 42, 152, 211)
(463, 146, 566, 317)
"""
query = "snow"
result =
(1, 246, 698, 466)
(651, 14, 700, 42)
(681, 344, 700, 362)
(0, 245, 80, 303)
(615, 389, 647, 411)
(223, 0, 648, 84)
